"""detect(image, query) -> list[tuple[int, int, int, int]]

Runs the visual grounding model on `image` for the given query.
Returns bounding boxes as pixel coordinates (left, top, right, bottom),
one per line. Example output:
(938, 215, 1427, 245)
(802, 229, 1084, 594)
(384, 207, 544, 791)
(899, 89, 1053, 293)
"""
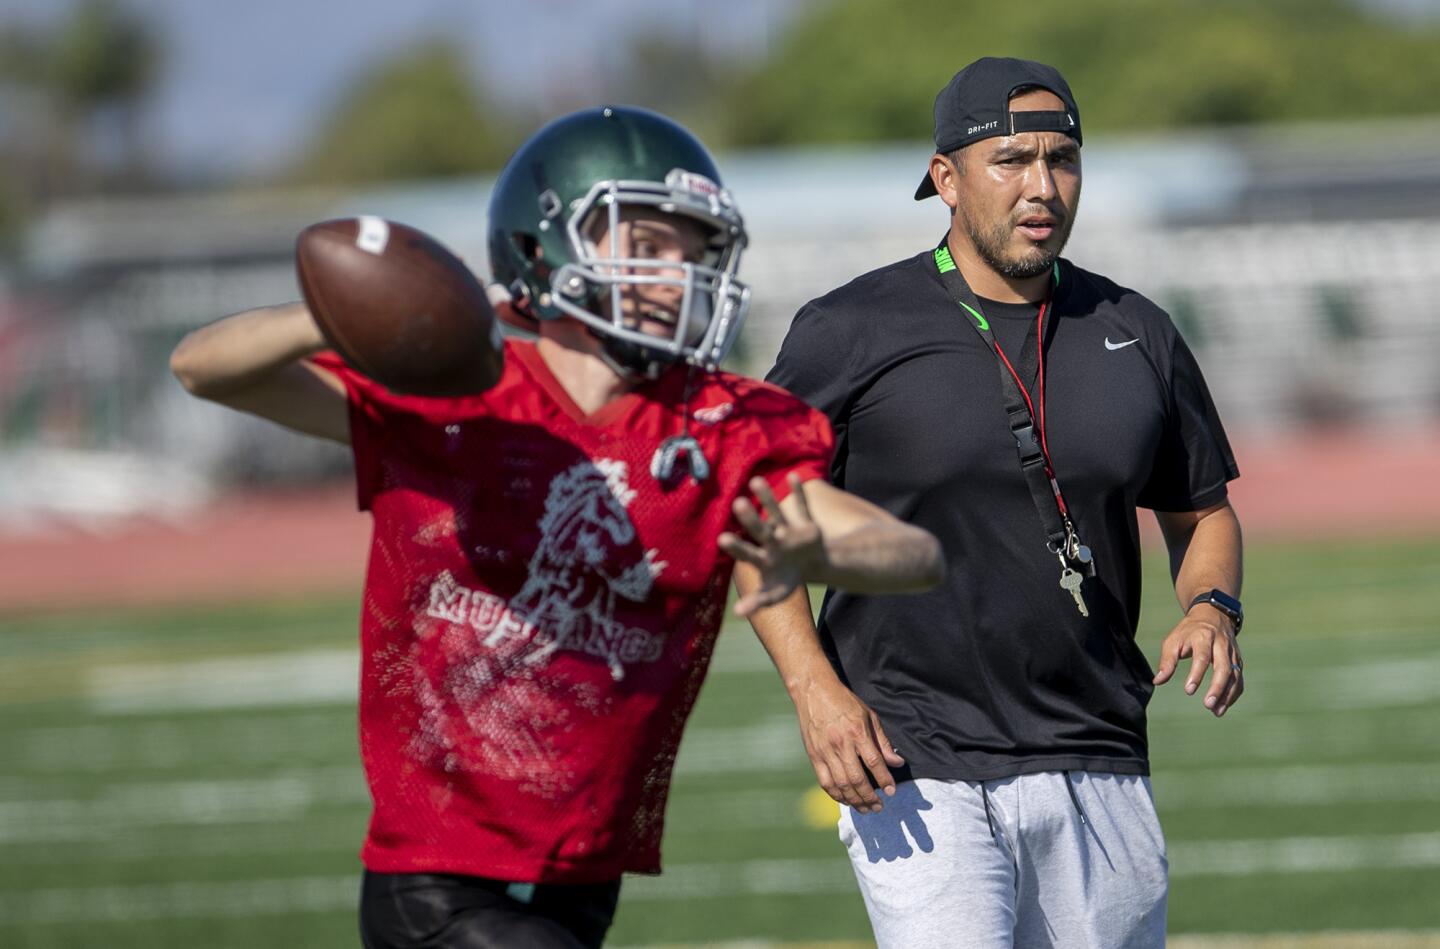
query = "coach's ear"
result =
(929, 153, 963, 211)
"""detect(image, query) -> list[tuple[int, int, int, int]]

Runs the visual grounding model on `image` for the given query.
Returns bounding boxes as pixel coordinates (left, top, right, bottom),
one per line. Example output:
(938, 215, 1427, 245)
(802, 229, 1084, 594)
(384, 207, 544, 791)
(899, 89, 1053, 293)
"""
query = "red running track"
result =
(1, 426, 1437, 615)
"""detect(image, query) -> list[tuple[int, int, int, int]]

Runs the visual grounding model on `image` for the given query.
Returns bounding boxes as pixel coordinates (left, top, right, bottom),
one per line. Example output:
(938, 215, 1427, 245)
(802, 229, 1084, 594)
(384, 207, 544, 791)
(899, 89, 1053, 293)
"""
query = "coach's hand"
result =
(792, 676, 904, 814)
(720, 475, 826, 617)
(1152, 607, 1244, 717)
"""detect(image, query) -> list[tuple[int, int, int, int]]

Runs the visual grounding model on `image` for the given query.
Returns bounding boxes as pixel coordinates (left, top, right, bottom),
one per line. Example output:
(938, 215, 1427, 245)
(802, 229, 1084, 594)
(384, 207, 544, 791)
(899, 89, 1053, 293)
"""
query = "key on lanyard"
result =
(1057, 550, 1089, 617)
(1063, 526, 1096, 578)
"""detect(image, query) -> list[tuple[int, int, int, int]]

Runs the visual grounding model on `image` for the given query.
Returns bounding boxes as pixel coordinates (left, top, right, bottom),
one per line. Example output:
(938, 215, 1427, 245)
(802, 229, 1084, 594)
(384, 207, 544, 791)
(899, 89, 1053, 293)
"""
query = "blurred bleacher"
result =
(2, 117, 1439, 522)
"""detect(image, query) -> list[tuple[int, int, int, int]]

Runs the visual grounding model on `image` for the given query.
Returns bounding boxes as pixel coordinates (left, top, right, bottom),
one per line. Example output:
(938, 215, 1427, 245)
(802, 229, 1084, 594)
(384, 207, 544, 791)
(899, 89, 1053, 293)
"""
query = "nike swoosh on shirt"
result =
(1105, 337, 1140, 351)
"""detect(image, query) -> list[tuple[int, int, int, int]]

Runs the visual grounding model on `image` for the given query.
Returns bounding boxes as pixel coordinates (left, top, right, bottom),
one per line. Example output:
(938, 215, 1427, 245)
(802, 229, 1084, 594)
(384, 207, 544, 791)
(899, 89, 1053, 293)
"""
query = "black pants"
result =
(359, 871, 622, 949)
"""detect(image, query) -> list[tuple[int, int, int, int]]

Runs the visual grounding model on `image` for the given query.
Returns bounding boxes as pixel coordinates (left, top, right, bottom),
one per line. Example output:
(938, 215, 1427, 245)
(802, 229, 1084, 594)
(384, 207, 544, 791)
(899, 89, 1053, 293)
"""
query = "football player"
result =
(170, 106, 942, 949)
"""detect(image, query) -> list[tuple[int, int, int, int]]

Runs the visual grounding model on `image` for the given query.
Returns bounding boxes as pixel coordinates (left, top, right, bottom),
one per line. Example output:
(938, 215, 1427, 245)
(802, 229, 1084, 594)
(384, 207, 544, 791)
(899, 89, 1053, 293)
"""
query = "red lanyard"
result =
(987, 299, 1069, 519)
(935, 241, 1078, 557)
(935, 241, 1094, 606)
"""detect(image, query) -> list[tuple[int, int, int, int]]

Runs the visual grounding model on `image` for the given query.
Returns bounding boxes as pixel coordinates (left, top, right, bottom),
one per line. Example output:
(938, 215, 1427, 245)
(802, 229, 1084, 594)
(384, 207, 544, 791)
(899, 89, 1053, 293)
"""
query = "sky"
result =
(0, 0, 805, 179)
(2, 0, 1437, 181)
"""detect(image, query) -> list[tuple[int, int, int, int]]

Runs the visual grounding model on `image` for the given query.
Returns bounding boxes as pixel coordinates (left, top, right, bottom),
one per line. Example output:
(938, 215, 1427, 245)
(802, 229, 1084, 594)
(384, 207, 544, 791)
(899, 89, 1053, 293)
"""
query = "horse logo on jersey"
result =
(420, 459, 667, 683)
(410, 460, 669, 792)
(509, 458, 667, 676)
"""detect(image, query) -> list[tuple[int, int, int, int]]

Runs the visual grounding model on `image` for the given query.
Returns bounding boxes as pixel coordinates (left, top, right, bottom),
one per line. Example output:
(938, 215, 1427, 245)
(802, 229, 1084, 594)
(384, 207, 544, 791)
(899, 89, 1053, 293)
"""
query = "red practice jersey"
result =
(310, 340, 832, 883)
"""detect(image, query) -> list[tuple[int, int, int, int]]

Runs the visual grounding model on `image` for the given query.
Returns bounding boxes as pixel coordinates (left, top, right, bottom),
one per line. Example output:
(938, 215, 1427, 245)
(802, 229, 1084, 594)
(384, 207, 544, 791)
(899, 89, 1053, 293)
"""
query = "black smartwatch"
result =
(1189, 589, 1243, 634)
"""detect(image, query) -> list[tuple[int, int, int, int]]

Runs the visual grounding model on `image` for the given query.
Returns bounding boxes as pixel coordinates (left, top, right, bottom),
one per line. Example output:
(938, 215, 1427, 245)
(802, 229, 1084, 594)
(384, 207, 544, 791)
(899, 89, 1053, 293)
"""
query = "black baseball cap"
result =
(915, 56, 1082, 200)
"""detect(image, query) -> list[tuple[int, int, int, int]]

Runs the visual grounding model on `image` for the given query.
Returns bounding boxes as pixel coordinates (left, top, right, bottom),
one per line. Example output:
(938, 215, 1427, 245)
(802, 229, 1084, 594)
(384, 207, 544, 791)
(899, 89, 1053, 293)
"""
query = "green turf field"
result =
(2, 536, 1439, 947)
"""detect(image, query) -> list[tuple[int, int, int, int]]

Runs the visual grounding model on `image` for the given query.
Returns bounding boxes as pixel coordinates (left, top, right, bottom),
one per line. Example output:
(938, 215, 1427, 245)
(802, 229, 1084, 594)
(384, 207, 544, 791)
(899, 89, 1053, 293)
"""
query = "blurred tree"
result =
(297, 41, 514, 183)
(49, 0, 160, 192)
(0, 24, 37, 244)
(604, 33, 729, 140)
(0, 0, 161, 216)
(720, 0, 1440, 146)
(0, 175, 21, 252)
(47, 0, 159, 115)
(0, 24, 47, 79)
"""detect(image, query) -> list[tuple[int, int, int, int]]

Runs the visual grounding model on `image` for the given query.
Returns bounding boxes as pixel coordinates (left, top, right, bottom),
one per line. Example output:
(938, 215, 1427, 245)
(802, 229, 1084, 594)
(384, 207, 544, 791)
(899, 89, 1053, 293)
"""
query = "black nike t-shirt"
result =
(767, 247, 1239, 781)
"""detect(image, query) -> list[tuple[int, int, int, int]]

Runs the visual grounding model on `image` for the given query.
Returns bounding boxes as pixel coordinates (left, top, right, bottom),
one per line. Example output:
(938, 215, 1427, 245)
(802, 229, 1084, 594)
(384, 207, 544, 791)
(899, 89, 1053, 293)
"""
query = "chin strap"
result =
(596, 332, 671, 382)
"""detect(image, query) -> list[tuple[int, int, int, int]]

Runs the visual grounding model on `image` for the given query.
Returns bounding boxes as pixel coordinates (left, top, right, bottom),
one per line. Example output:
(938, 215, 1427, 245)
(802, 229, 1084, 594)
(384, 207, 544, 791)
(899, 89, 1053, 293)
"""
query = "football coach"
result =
(735, 57, 1245, 947)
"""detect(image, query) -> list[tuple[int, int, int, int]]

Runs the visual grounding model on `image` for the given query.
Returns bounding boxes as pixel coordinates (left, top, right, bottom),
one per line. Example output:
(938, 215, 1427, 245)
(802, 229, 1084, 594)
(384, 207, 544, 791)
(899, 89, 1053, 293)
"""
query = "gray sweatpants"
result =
(840, 771, 1167, 948)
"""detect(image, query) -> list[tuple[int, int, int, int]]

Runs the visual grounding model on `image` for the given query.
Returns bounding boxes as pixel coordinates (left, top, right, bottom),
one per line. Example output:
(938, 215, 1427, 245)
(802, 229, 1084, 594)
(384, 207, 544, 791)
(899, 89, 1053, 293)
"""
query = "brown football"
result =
(295, 217, 503, 397)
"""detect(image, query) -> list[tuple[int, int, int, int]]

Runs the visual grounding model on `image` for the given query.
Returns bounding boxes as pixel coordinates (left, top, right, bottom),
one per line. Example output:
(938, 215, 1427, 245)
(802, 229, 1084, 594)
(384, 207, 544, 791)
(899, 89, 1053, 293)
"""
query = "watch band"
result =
(1189, 589, 1243, 633)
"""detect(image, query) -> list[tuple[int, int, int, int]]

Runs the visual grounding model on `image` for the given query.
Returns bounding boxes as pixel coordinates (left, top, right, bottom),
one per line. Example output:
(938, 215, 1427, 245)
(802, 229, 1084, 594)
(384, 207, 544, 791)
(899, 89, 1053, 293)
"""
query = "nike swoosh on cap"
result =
(1105, 337, 1140, 351)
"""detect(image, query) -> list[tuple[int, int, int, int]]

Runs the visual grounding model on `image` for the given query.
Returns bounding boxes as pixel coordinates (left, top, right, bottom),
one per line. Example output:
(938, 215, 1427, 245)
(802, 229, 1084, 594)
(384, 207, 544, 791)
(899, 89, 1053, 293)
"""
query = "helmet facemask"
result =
(546, 171, 750, 377)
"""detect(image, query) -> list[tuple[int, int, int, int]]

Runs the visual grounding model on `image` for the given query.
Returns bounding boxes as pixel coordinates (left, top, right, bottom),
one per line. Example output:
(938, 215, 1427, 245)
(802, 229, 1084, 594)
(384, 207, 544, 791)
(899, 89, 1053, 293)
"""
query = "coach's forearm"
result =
(736, 560, 906, 808)
(813, 519, 944, 594)
(170, 302, 326, 399)
(733, 565, 840, 696)
(1162, 503, 1243, 608)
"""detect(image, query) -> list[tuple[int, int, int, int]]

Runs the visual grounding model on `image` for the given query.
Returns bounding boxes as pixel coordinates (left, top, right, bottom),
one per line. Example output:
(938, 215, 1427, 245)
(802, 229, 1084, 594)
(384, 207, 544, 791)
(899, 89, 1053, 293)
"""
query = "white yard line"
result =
(615, 939, 1440, 949)
(5, 832, 1440, 925)
(55, 626, 1440, 719)
(4, 759, 1438, 862)
(1171, 832, 1440, 877)
(76, 636, 776, 716)
(1156, 761, 1440, 807)
(675, 720, 805, 776)
(0, 767, 365, 843)
(2, 820, 359, 865)
(622, 859, 856, 903)
(617, 944, 870, 949)
(86, 648, 360, 713)
(3, 721, 1438, 836)
(617, 943, 870, 949)
(673, 762, 1440, 832)
(614, 937, 1440, 949)
(1314, 653, 1440, 710)
(1168, 935, 1440, 949)
(28, 692, 1421, 793)
(0, 875, 361, 925)
(1148, 708, 1440, 761)
(6, 710, 352, 772)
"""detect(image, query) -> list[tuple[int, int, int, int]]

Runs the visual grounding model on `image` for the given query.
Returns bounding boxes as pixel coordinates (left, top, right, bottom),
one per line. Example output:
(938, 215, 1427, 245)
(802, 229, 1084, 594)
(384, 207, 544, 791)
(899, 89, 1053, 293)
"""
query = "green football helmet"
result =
(487, 106, 750, 377)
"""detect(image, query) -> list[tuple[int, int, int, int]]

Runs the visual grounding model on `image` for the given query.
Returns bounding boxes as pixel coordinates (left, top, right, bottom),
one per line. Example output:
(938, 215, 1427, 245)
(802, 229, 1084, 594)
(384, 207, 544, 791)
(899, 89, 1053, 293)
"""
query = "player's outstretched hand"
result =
(1152, 607, 1244, 717)
(719, 474, 826, 617)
